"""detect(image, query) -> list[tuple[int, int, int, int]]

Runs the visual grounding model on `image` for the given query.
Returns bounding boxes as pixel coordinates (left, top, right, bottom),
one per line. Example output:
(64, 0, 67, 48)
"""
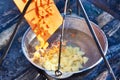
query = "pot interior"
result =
(22, 15, 108, 78)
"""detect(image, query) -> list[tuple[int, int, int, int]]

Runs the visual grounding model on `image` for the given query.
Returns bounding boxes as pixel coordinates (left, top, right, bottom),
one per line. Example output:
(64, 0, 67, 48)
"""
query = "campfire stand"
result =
(0, 0, 117, 80)
(56, 0, 116, 80)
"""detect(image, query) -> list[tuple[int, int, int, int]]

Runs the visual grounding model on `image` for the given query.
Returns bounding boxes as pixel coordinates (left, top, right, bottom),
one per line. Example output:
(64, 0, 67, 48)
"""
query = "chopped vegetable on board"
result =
(14, 0, 63, 48)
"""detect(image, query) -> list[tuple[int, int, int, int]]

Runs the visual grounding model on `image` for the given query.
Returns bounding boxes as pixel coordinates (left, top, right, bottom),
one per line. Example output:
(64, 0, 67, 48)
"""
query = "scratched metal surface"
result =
(0, 0, 120, 80)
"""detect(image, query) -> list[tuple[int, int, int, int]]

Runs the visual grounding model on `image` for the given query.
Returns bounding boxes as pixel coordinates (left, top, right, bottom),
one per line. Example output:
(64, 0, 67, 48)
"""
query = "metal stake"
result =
(0, 0, 32, 64)
(78, 0, 116, 80)
(55, 0, 69, 76)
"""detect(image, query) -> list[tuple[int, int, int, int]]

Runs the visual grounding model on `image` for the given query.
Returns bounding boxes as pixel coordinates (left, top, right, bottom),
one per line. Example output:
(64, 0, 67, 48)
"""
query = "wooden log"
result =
(96, 71, 108, 80)
(106, 20, 120, 37)
(96, 12, 114, 28)
(0, 24, 16, 50)
(87, 0, 120, 20)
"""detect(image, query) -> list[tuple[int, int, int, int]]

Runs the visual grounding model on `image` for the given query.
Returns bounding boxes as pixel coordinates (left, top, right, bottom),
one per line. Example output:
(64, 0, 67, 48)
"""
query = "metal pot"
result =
(22, 15, 108, 79)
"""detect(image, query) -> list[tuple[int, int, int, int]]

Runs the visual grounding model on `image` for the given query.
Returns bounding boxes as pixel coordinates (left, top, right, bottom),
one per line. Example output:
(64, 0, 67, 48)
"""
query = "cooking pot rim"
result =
(21, 15, 108, 79)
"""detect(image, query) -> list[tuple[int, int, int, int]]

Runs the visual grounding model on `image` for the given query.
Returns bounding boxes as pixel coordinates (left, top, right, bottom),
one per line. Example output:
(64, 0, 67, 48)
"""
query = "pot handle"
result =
(45, 70, 74, 79)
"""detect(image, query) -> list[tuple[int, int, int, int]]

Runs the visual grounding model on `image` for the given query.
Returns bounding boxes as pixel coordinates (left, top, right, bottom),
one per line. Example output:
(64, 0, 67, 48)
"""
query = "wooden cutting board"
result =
(14, 0, 63, 48)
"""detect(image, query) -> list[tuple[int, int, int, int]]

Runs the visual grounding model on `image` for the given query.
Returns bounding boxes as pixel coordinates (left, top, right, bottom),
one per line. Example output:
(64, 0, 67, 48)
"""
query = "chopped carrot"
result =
(71, 33, 75, 38)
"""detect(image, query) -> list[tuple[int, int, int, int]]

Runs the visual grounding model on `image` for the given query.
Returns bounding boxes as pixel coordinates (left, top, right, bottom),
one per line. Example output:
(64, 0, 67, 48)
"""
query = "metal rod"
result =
(78, 0, 116, 80)
(0, 0, 32, 65)
(77, 0, 80, 16)
(55, 0, 68, 76)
